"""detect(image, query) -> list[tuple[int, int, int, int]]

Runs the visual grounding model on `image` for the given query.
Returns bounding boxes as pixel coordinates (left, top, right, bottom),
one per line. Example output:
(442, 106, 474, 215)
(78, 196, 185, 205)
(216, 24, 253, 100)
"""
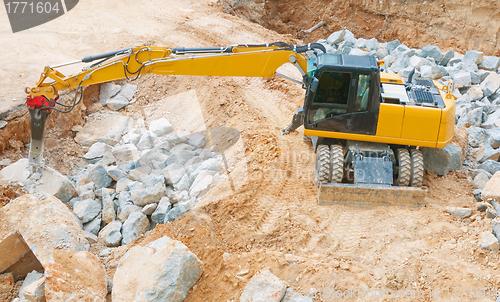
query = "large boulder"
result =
(44, 250, 107, 302)
(75, 112, 131, 146)
(422, 144, 462, 176)
(0, 194, 89, 266)
(239, 270, 287, 302)
(0, 159, 76, 203)
(112, 236, 203, 302)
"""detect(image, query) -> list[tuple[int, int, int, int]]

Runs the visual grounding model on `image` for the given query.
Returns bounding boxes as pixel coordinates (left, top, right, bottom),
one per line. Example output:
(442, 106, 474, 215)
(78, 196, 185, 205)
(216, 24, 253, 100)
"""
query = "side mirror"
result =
(309, 77, 319, 93)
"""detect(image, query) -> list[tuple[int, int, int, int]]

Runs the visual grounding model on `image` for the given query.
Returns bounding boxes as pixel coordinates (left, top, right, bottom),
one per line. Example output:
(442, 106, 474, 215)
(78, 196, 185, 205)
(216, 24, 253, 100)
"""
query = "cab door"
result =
(347, 73, 379, 135)
(305, 70, 354, 133)
(305, 70, 379, 135)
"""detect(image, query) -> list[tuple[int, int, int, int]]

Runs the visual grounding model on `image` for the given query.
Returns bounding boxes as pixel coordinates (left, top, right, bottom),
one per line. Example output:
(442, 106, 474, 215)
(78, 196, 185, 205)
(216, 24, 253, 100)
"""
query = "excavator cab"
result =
(303, 54, 381, 139)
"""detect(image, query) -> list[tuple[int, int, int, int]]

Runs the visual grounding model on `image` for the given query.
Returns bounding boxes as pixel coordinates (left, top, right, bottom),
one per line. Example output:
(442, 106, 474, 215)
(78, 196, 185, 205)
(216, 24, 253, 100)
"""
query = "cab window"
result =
(311, 71, 351, 121)
(354, 74, 371, 112)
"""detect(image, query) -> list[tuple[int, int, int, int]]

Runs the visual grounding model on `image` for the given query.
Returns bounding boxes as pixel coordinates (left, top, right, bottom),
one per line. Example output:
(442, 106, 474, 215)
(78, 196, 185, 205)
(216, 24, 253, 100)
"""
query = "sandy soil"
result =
(1, 0, 500, 301)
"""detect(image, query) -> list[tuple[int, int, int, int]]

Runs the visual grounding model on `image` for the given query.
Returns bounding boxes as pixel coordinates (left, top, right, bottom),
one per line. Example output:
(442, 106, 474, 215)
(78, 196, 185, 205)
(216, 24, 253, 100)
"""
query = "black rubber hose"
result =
(408, 68, 416, 84)
(295, 43, 326, 53)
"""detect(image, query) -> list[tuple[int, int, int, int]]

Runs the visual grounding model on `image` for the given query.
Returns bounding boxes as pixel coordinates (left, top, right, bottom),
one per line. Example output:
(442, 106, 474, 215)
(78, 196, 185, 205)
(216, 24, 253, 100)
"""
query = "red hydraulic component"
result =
(26, 95, 56, 112)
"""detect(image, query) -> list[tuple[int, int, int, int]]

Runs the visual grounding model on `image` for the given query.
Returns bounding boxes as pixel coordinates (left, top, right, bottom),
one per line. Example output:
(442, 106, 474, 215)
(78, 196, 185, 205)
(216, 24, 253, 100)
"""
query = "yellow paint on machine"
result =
(305, 97, 455, 148)
(401, 106, 441, 142)
(375, 103, 404, 138)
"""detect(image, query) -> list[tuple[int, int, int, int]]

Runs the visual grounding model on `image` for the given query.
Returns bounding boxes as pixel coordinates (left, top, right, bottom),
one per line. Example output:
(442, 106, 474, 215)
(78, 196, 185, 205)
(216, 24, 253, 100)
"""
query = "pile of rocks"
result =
(69, 117, 224, 247)
(0, 115, 224, 248)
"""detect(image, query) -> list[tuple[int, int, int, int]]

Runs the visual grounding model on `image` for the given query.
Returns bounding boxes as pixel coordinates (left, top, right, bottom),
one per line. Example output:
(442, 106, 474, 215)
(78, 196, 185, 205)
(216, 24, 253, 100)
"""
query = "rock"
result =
(239, 270, 286, 302)
(22, 276, 45, 302)
(468, 126, 488, 148)
(457, 107, 483, 126)
(130, 183, 166, 207)
(465, 85, 484, 102)
(326, 30, 346, 45)
(111, 143, 139, 165)
(0, 159, 76, 203)
(84, 142, 112, 159)
(101, 189, 116, 224)
(122, 212, 149, 245)
(385, 40, 400, 53)
(88, 164, 112, 190)
(478, 231, 499, 251)
(99, 83, 121, 105)
(106, 94, 129, 111)
(19, 271, 44, 299)
(98, 220, 122, 247)
(440, 50, 454, 66)
(83, 214, 101, 236)
(149, 118, 173, 137)
(453, 72, 472, 88)
(349, 48, 370, 56)
(141, 203, 158, 216)
(479, 56, 500, 71)
(0, 194, 90, 270)
(473, 189, 483, 202)
(173, 174, 191, 191)
(480, 72, 500, 97)
(163, 163, 186, 185)
(139, 174, 165, 187)
(475, 145, 500, 163)
(151, 197, 172, 225)
(106, 166, 126, 181)
(486, 207, 497, 219)
(420, 64, 442, 79)
(482, 108, 500, 129)
(116, 178, 131, 192)
(188, 133, 207, 148)
(82, 231, 98, 244)
(167, 190, 189, 205)
(44, 250, 107, 302)
(473, 171, 490, 190)
(112, 236, 203, 302)
(484, 171, 500, 202)
(421, 45, 443, 62)
(118, 83, 137, 101)
(463, 50, 483, 65)
(422, 144, 462, 176)
(390, 54, 410, 74)
(374, 49, 387, 60)
(445, 207, 473, 219)
(120, 131, 141, 146)
(478, 161, 500, 175)
(477, 203, 490, 212)
(117, 204, 142, 222)
(163, 131, 189, 145)
(164, 200, 191, 223)
(492, 217, 500, 239)
(282, 289, 313, 302)
(189, 172, 213, 198)
(73, 198, 102, 224)
(137, 130, 157, 151)
(75, 112, 131, 146)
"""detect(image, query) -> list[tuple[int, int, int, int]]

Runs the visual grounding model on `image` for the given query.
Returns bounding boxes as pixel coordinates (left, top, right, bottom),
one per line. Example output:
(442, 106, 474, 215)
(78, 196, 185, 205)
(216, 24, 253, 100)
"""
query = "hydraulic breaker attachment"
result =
(280, 107, 304, 135)
(318, 183, 427, 208)
(26, 96, 53, 166)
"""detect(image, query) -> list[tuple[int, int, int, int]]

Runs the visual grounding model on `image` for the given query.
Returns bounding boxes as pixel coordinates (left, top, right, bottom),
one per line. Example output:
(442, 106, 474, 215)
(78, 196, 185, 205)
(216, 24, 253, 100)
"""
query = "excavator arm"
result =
(25, 42, 325, 165)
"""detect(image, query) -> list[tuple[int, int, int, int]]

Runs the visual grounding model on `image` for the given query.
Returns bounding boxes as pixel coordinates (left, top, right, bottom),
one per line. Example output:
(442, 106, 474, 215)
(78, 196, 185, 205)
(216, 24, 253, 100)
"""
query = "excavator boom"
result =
(25, 42, 323, 165)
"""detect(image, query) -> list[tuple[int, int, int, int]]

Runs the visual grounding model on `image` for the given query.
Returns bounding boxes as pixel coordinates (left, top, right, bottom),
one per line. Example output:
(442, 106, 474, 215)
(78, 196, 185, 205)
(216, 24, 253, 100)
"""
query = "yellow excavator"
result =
(25, 42, 456, 207)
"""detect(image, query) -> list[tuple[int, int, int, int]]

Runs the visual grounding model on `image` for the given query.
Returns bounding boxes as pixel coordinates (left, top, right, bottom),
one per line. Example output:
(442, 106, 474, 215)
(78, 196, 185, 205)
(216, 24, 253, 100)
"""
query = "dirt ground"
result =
(1, 0, 500, 301)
